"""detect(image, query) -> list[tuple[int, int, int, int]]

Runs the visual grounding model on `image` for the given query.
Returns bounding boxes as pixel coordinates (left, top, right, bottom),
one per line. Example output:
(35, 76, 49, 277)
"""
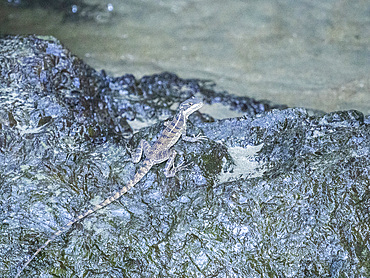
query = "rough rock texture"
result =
(0, 35, 369, 277)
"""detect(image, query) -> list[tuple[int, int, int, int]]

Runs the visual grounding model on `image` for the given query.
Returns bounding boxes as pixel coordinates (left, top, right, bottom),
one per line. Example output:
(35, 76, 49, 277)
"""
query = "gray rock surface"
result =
(1, 35, 369, 277)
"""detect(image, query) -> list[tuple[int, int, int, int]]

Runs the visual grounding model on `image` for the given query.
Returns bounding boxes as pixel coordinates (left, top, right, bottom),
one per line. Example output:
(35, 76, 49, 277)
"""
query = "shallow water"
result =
(1, 0, 369, 114)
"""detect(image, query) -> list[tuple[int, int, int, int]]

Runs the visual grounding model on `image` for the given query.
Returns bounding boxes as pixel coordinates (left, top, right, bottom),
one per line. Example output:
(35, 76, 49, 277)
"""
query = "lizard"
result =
(15, 97, 205, 278)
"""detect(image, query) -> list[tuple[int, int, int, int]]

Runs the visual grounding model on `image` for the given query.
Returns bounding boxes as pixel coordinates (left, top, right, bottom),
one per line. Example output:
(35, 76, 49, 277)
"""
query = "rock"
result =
(1, 35, 369, 277)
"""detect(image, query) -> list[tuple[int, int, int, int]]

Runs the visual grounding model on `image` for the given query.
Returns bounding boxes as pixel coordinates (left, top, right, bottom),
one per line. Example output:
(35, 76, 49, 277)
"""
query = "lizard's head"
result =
(179, 97, 203, 118)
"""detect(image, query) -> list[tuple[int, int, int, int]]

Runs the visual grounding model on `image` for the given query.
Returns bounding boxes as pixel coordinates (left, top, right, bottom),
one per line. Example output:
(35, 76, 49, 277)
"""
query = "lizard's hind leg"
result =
(131, 139, 151, 163)
(162, 149, 189, 178)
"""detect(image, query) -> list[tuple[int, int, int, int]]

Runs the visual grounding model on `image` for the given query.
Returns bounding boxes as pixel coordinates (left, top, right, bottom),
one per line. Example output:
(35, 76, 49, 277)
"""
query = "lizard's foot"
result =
(182, 133, 207, 143)
(164, 161, 191, 178)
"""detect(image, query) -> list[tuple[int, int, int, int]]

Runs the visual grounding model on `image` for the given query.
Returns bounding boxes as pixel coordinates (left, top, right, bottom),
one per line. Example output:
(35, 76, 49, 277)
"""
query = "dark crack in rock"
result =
(0, 35, 369, 278)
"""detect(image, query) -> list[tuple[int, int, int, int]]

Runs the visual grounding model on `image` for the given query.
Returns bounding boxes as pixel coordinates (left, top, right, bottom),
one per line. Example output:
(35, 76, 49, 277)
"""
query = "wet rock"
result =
(0, 35, 369, 277)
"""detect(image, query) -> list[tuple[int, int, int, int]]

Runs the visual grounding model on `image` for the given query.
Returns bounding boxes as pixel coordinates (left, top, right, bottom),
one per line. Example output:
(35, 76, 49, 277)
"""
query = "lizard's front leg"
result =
(182, 133, 207, 142)
(181, 127, 207, 143)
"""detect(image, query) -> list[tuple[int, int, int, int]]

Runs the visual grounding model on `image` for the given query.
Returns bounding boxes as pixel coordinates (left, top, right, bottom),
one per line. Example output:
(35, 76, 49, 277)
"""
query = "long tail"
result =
(15, 159, 153, 278)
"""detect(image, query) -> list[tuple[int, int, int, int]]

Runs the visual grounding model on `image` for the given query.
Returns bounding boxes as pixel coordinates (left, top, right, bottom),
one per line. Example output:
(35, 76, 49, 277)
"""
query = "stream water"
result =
(1, 0, 369, 114)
